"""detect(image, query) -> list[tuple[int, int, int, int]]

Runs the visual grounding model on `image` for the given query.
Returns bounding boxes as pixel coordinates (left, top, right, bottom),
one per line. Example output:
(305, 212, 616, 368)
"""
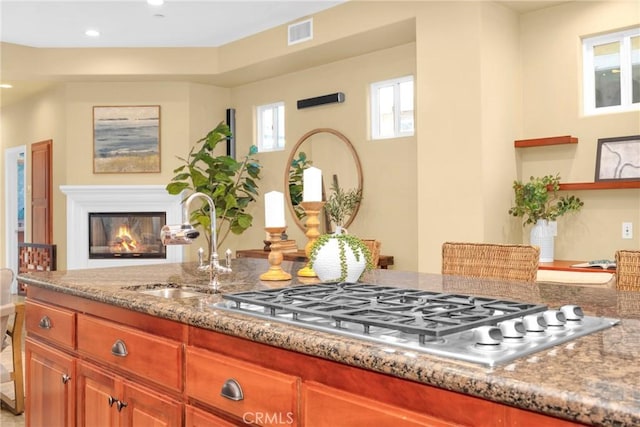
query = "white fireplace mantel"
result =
(60, 185, 184, 270)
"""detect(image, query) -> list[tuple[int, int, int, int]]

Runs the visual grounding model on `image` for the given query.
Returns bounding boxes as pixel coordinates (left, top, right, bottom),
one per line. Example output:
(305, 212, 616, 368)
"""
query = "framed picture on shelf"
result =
(93, 105, 161, 173)
(594, 135, 640, 182)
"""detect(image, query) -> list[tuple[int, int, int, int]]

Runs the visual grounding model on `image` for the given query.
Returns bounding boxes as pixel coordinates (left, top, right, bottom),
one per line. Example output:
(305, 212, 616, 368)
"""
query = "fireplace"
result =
(89, 212, 166, 259)
(60, 185, 184, 269)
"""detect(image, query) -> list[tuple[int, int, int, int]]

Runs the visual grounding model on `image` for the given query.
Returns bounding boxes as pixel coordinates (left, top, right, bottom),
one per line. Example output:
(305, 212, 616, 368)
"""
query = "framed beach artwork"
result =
(93, 105, 161, 173)
(594, 135, 640, 182)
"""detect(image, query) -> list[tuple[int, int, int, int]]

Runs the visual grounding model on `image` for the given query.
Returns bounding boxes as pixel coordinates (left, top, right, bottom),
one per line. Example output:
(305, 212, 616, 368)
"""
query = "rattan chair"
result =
(361, 239, 381, 269)
(1, 268, 24, 415)
(442, 242, 540, 284)
(615, 250, 640, 291)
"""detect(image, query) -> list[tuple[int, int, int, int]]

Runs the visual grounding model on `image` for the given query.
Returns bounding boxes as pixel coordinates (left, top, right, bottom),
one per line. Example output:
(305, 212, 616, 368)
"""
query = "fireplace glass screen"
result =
(89, 212, 166, 259)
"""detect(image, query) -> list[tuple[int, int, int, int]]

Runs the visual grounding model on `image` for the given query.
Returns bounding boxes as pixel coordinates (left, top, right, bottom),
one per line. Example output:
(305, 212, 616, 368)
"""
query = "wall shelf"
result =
(558, 181, 640, 191)
(514, 135, 578, 148)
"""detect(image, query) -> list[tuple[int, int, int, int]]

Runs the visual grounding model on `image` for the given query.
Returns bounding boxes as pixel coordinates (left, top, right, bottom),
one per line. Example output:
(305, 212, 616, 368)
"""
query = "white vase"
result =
(530, 220, 555, 262)
(311, 237, 366, 283)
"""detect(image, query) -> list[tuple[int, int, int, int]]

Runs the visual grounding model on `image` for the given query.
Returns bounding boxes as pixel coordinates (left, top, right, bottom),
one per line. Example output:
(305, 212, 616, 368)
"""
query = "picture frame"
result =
(93, 105, 161, 173)
(594, 135, 640, 182)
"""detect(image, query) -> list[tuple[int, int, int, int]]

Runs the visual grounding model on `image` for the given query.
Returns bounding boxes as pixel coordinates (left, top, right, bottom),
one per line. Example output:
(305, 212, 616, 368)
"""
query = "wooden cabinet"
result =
(185, 346, 299, 426)
(25, 338, 76, 427)
(302, 381, 459, 427)
(76, 361, 181, 427)
(185, 405, 238, 427)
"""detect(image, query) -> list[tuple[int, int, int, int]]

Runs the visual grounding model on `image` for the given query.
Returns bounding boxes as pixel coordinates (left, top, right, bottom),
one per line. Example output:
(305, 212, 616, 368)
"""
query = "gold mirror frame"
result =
(284, 128, 364, 232)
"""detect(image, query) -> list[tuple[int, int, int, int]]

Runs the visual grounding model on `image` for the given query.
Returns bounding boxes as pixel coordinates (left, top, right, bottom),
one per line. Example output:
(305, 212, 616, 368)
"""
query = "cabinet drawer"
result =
(25, 300, 76, 349)
(77, 314, 182, 392)
(186, 347, 299, 426)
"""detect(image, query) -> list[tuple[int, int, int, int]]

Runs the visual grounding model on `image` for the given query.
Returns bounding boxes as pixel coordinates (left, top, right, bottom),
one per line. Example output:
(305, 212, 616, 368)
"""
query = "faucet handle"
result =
(225, 249, 233, 269)
(197, 247, 205, 269)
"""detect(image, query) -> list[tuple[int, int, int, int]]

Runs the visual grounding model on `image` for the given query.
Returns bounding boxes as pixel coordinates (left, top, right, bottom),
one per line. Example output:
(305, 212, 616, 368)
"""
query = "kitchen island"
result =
(19, 258, 639, 426)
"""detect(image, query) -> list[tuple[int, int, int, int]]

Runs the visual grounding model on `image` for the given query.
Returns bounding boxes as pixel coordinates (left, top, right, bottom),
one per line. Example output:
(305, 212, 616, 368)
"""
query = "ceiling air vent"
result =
(288, 18, 313, 46)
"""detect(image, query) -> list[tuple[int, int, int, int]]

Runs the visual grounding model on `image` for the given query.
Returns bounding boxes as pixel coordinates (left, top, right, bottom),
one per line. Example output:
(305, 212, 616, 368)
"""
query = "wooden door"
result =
(76, 361, 120, 427)
(31, 139, 53, 243)
(25, 338, 76, 427)
(121, 380, 182, 427)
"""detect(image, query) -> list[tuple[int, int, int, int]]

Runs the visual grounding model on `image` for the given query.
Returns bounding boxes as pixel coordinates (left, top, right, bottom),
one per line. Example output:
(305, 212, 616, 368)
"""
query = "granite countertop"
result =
(19, 258, 640, 426)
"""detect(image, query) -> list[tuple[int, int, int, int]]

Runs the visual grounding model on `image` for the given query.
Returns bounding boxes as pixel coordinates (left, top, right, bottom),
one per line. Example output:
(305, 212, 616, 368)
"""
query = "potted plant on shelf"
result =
(324, 181, 362, 234)
(308, 232, 374, 283)
(166, 121, 262, 251)
(508, 174, 583, 262)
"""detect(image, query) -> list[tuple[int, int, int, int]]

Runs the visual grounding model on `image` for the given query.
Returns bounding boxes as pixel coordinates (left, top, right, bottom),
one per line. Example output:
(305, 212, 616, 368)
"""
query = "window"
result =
(370, 75, 414, 140)
(256, 102, 285, 152)
(583, 27, 640, 115)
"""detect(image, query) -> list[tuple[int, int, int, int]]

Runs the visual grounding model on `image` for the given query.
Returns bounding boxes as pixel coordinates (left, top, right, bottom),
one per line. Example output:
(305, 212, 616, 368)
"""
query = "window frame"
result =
(582, 27, 640, 115)
(370, 75, 415, 140)
(256, 101, 285, 152)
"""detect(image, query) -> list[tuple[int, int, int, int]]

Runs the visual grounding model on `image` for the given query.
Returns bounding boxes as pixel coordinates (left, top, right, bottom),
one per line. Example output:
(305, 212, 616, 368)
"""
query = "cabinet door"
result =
(26, 338, 76, 427)
(302, 382, 460, 427)
(121, 380, 182, 427)
(185, 405, 237, 427)
(76, 361, 121, 427)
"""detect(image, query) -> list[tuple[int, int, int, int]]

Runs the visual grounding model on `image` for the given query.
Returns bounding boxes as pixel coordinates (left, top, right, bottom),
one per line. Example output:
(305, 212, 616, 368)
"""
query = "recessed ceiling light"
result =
(0, 84, 13, 89)
(85, 29, 100, 37)
(147, 0, 164, 5)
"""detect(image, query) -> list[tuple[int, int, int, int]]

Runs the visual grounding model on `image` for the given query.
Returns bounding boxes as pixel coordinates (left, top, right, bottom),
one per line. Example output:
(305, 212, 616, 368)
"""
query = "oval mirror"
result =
(285, 128, 363, 232)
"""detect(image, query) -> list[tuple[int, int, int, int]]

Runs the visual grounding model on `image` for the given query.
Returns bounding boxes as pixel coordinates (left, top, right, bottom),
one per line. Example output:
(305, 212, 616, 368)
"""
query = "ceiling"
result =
(0, 0, 569, 107)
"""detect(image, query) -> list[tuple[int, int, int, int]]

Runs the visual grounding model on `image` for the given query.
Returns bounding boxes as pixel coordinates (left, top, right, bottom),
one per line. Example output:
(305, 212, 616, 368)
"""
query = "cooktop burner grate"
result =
(216, 282, 619, 366)
(222, 283, 548, 337)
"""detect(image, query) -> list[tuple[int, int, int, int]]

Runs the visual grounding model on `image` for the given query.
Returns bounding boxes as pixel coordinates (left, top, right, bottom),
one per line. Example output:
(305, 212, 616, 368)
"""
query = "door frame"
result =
(4, 145, 27, 293)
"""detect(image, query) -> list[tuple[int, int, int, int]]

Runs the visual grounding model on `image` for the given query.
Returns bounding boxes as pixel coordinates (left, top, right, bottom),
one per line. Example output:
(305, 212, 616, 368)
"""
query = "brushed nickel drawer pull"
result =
(61, 374, 71, 384)
(39, 316, 52, 329)
(108, 396, 117, 407)
(220, 378, 244, 401)
(116, 400, 128, 412)
(111, 339, 128, 357)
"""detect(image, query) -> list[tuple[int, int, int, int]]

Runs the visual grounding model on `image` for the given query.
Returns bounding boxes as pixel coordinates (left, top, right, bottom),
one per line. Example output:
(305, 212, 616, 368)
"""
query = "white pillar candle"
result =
(264, 191, 286, 227)
(303, 166, 322, 202)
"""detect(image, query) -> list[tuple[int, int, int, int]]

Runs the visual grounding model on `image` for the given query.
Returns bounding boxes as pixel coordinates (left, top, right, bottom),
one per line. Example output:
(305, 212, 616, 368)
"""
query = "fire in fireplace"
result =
(89, 212, 166, 259)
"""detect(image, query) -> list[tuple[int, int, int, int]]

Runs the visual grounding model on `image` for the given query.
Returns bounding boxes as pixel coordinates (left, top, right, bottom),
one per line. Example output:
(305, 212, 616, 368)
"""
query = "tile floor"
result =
(1, 298, 26, 427)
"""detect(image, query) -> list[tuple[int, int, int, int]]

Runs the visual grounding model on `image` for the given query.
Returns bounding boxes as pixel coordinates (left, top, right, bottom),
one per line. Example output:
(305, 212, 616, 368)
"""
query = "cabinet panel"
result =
(302, 381, 460, 427)
(123, 380, 182, 427)
(185, 405, 238, 427)
(76, 314, 182, 392)
(77, 361, 120, 427)
(25, 338, 76, 427)
(186, 346, 299, 427)
(26, 300, 76, 349)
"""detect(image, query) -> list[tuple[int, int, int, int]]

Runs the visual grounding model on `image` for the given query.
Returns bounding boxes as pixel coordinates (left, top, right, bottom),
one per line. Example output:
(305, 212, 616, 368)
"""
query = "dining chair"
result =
(615, 250, 640, 291)
(361, 239, 381, 269)
(0, 268, 24, 415)
(442, 242, 540, 284)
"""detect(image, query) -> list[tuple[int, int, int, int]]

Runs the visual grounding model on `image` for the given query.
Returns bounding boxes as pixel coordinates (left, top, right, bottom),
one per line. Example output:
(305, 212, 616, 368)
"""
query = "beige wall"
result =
(519, 1, 640, 260)
(1, 1, 638, 273)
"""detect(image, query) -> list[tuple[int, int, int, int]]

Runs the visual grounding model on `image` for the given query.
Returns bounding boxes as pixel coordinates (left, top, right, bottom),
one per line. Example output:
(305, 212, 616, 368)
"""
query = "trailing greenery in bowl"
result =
(166, 121, 262, 249)
(508, 174, 583, 226)
(309, 233, 374, 282)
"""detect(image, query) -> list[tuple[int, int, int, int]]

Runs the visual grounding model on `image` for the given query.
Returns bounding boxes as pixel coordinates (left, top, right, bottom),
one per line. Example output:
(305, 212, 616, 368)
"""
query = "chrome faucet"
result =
(161, 192, 232, 291)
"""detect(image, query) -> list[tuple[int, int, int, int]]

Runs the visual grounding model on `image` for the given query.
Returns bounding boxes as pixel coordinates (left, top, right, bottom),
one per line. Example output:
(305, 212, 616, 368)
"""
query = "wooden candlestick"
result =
(297, 201, 325, 277)
(260, 227, 292, 281)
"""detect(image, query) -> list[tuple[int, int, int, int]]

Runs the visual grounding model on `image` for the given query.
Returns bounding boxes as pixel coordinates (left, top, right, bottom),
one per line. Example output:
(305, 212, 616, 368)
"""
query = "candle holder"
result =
(260, 227, 292, 281)
(297, 201, 325, 277)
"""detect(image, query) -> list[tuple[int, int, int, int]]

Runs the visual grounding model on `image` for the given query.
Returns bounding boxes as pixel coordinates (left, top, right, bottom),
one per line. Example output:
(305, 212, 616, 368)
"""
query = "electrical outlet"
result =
(622, 222, 633, 239)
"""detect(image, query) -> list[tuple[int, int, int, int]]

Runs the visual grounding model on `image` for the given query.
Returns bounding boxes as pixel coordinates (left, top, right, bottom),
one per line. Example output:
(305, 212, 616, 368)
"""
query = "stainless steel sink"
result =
(139, 288, 206, 298)
(126, 283, 210, 299)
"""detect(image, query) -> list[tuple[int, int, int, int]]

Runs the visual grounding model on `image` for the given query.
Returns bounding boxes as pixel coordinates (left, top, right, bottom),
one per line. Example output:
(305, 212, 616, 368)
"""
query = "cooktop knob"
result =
(560, 305, 584, 321)
(499, 319, 526, 339)
(543, 310, 567, 328)
(474, 325, 503, 346)
(522, 313, 547, 333)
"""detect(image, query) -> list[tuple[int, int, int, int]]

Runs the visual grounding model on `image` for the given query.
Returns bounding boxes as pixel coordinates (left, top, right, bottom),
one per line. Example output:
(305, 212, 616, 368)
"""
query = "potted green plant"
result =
(288, 151, 313, 221)
(166, 121, 262, 251)
(508, 174, 583, 261)
(324, 181, 362, 233)
(309, 233, 374, 283)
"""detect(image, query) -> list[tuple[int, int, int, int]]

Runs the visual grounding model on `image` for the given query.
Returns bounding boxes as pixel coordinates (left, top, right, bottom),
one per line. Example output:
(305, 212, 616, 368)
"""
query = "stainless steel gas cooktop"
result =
(215, 283, 619, 367)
